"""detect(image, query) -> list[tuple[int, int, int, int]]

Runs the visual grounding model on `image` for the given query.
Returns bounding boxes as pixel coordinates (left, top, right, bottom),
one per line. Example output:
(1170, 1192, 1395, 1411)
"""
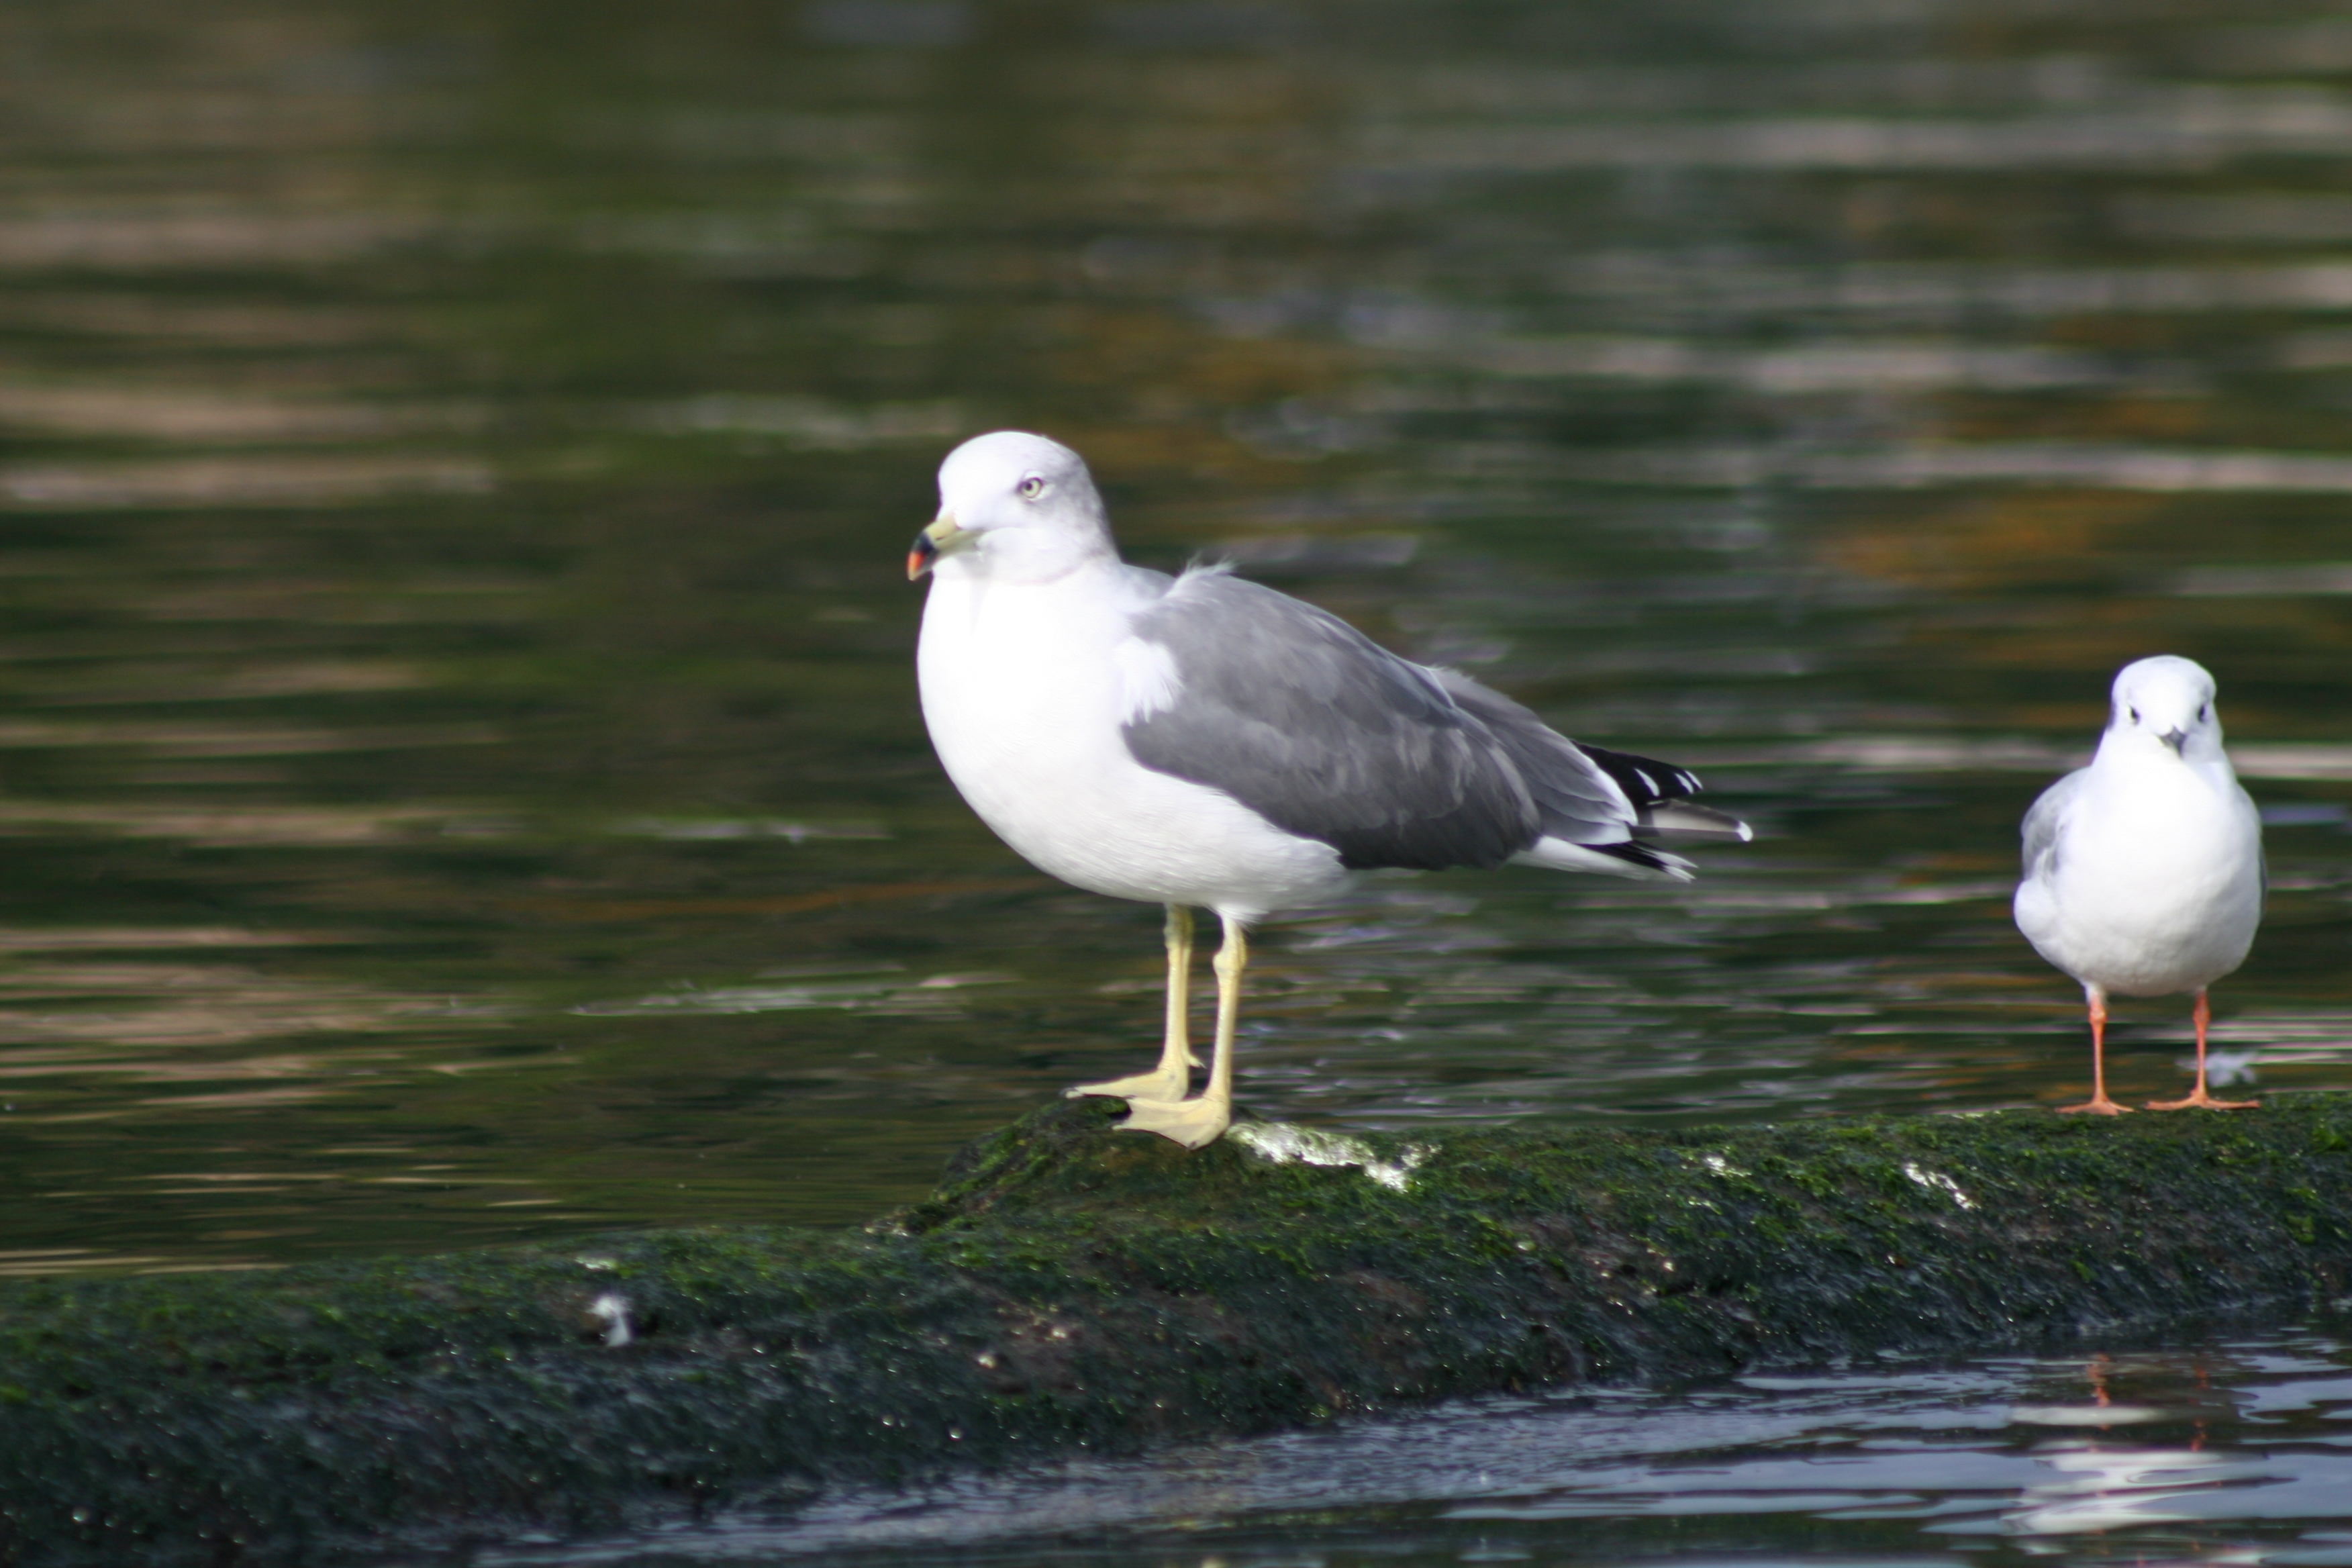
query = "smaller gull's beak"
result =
(907, 511, 969, 581)
(2159, 726, 2188, 754)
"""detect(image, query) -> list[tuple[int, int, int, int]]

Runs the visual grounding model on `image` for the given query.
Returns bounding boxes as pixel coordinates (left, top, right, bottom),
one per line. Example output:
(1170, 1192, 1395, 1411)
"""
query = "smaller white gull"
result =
(2013, 655, 2264, 1114)
(908, 431, 1751, 1148)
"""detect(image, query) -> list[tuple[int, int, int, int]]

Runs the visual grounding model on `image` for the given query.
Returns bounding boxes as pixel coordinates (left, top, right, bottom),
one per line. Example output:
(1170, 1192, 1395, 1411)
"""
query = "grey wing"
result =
(1433, 671, 1749, 847)
(1424, 670, 1635, 846)
(2020, 767, 2086, 881)
(1121, 574, 1542, 871)
(2239, 778, 2269, 898)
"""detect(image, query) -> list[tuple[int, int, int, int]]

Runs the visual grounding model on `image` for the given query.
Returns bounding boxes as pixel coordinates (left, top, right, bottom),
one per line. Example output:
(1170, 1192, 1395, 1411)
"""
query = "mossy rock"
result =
(4, 1093, 2351, 1565)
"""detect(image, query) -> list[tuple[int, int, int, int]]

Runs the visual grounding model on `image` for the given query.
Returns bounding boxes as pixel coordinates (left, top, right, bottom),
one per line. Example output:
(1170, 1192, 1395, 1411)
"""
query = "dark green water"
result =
(4, 1, 2352, 1558)
(489, 1315, 2352, 1568)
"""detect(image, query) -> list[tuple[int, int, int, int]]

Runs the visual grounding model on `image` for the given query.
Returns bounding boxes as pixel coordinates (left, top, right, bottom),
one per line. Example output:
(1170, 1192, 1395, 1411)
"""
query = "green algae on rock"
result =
(5, 1094, 2352, 1565)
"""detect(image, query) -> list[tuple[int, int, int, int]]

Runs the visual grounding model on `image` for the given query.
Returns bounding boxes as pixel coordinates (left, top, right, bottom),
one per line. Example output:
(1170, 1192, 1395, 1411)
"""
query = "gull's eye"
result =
(1017, 475, 1047, 500)
(2128, 707, 2141, 723)
(2200, 703, 2210, 722)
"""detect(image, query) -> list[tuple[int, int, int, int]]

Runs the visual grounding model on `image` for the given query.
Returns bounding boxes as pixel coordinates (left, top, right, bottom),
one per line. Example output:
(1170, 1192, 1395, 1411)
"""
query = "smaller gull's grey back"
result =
(2019, 766, 2086, 883)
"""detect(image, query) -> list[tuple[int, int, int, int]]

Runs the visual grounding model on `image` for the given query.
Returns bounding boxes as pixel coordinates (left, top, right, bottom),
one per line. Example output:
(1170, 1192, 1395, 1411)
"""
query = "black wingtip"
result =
(1578, 742, 1702, 805)
(1579, 742, 1752, 844)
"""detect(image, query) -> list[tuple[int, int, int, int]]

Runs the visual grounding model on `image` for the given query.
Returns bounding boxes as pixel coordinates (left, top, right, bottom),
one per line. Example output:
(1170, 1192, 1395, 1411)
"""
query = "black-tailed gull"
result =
(2014, 655, 2264, 1114)
(909, 430, 1752, 1148)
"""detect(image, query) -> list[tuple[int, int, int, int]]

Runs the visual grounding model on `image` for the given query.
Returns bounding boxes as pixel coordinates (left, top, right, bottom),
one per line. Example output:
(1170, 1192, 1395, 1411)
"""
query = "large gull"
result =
(909, 431, 1751, 1148)
(2013, 655, 2264, 1114)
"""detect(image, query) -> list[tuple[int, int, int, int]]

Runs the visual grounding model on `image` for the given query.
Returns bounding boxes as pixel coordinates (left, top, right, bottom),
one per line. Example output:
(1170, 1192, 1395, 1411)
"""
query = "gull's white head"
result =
(908, 431, 1116, 586)
(2103, 654, 2226, 763)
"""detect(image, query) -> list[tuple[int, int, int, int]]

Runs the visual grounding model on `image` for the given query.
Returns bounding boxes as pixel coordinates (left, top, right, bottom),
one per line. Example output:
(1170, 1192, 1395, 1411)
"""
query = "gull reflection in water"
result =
(2003, 1444, 2253, 1535)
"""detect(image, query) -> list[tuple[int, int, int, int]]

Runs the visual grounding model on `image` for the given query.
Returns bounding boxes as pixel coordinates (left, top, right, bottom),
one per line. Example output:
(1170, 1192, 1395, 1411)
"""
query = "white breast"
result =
(916, 563, 1347, 921)
(2016, 756, 2263, 997)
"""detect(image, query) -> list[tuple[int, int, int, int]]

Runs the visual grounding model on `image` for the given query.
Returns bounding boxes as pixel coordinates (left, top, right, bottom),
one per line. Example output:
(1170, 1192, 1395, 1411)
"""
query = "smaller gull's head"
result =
(909, 431, 1116, 585)
(2105, 654, 2225, 761)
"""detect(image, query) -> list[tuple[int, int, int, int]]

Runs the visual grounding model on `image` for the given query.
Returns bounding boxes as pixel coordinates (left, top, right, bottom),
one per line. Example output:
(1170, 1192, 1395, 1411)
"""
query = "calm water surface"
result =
(4, 0, 2352, 1561)
(507, 1317, 2352, 1568)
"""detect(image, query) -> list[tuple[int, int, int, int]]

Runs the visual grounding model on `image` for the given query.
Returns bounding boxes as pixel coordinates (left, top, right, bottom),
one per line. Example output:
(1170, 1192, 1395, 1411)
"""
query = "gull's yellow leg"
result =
(1069, 905, 1200, 1102)
(1119, 914, 1244, 1149)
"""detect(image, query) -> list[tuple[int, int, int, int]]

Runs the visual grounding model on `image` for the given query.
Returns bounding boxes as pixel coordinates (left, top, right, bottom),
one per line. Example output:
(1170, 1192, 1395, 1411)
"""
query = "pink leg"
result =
(2058, 988, 2130, 1115)
(2149, 990, 2257, 1111)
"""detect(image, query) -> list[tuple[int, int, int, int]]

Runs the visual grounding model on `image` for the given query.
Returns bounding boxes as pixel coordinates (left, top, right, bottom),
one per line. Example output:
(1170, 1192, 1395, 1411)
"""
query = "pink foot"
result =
(2147, 1088, 2257, 1111)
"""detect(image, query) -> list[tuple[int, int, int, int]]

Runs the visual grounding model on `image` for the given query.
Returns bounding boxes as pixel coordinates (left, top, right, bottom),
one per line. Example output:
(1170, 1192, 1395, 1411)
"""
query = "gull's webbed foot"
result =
(2055, 1095, 2133, 1115)
(1069, 903, 1203, 1104)
(1114, 1092, 1231, 1150)
(1104, 910, 1245, 1151)
(2152, 995, 2256, 1110)
(2147, 1089, 2258, 1111)
(1066, 1060, 1193, 1103)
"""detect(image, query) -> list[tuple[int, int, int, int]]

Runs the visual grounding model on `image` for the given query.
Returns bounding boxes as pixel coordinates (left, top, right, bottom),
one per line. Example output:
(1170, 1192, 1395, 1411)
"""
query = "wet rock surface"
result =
(4, 1094, 2350, 1565)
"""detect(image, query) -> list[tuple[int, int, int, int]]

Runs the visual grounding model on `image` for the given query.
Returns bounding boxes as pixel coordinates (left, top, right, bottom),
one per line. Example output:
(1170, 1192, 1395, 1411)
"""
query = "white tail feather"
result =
(1510, 837, 1695, 883)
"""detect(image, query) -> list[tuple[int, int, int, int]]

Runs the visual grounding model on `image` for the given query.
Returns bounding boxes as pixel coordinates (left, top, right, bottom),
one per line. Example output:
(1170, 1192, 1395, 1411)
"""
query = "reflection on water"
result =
(498, 1318, 2352, 1567)
(0, 0, 2345, 1259)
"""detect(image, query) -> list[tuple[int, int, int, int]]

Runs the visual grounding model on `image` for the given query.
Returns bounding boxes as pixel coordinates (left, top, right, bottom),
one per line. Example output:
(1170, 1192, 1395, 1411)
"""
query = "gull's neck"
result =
(2090, 726, 2236, 787)
(940, 531, 1120, 589)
